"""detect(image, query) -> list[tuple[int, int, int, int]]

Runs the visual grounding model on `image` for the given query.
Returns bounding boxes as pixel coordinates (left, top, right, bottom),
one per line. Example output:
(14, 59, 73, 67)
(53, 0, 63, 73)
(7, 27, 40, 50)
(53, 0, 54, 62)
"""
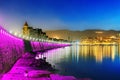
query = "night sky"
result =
(0, 0, 120, 32)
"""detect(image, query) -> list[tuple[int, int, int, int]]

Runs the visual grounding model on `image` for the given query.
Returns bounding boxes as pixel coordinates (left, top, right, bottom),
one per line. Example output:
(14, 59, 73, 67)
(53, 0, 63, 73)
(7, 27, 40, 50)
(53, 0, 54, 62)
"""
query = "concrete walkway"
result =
(1, 52, 91, 80)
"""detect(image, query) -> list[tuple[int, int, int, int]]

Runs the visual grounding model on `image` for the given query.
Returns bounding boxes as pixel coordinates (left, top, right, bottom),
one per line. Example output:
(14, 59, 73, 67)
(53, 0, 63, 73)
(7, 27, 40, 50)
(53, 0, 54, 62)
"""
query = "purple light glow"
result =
(0, 26, 24, 73)
(0, 26, 71, 73)
(30, 41, 70, 52)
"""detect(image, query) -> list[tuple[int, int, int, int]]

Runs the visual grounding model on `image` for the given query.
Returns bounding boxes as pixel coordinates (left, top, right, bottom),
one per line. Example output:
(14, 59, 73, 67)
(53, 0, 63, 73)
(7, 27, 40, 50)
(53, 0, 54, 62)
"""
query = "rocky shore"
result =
(1, 52, 91, 80)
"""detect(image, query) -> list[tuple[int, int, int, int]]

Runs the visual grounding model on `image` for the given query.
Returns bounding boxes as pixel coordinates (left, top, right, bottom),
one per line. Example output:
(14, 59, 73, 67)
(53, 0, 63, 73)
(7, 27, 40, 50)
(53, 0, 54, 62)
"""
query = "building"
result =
(22, 22, 47, 39)
(22, 22, 29, 36)
(22, 22, 70, 43)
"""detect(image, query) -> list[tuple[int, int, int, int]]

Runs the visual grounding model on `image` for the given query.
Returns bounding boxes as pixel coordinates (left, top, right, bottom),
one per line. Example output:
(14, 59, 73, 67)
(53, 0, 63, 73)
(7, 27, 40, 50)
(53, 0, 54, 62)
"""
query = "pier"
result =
(0, 26, 71, 74)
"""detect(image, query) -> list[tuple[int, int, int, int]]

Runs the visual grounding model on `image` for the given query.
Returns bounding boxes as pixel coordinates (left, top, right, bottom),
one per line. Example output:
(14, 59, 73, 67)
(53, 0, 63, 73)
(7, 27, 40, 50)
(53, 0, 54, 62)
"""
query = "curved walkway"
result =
(1, 53, 77, 80)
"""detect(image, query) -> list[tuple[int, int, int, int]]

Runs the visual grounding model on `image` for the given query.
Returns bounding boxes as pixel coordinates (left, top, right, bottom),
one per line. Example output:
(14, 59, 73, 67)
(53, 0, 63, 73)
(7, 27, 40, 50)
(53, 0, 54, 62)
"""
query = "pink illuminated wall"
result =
(30, 41, 70, 52)
(0, 26, 24, 73)
(0, 26, 71, 73)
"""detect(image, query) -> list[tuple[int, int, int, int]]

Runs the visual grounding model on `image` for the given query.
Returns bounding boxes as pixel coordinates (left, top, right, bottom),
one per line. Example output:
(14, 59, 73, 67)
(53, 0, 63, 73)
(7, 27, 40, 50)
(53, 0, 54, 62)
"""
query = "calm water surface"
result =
(38, 45, 120, 80)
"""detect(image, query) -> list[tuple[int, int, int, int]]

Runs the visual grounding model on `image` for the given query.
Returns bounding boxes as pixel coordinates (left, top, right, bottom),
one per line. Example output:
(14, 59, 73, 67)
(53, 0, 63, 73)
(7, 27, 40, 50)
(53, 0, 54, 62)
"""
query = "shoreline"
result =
(1, 52, 78, 80)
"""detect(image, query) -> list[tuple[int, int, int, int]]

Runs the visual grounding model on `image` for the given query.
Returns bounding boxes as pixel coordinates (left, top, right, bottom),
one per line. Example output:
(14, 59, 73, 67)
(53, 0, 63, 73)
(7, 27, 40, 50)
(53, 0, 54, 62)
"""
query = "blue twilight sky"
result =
(0, 0, 120, 32)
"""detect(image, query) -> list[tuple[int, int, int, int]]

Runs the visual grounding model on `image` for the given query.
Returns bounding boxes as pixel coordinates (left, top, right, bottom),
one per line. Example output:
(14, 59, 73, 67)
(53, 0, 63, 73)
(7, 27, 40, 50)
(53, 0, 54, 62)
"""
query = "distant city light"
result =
(54, 36, 59, 39)
(95, 31, 103, 34)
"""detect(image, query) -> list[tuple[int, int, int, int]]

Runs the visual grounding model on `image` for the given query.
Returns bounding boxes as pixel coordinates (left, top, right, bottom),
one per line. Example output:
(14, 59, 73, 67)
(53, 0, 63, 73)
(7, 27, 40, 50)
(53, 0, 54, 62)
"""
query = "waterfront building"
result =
(22, 22, 29, 36)
(22, 22, 47, 39)
(22, 22, 69, 43)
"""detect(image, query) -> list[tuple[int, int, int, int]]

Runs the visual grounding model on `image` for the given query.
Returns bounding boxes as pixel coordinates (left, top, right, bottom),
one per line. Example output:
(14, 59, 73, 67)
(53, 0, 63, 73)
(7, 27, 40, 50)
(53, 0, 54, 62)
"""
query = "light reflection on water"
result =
(38, 45, 120, 80)
(79, 45, 117, 63)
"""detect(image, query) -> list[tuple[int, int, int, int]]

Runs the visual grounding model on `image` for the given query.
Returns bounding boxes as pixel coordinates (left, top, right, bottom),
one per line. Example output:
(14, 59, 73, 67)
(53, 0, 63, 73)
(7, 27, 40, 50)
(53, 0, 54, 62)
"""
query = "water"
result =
(38, 45, 120, 80)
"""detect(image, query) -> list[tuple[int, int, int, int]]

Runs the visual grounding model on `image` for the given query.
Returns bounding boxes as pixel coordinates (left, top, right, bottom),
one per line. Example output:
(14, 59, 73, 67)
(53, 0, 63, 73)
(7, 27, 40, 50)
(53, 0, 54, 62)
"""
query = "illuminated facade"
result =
(22, 22, 29, 36)
(22, 22, 70, 43)
(22, 22, 48, 38)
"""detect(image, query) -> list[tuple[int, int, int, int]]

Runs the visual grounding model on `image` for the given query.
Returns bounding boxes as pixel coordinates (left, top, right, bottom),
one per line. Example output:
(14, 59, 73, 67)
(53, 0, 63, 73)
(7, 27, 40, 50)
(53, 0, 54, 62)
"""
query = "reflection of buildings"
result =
(79, 45, 119, 62)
